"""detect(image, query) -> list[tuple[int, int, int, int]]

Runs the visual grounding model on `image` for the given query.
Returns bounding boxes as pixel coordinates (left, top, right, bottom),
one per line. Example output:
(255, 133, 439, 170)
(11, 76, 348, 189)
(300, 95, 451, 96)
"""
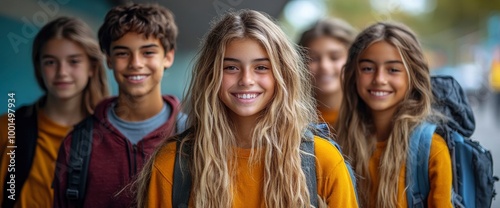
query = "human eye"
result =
(69, 59, 81, 65)
(388, 67, 403, 73)
(329, 55, 341, 61)
(255, 65, 269, 71)
(223, 65, 238, 71)
(360, 66, 374, 73)
(113, 51, 128, 57)
(144, 51, 157, 56)
(42, 59, 56, 66)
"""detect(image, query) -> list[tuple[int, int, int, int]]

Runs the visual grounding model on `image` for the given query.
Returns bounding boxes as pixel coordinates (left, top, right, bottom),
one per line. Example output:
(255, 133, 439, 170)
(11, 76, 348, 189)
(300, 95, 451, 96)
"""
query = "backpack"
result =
(406, 75, 498, 208)
(171, 123, 358, 208)
(64, 109, 185, 206)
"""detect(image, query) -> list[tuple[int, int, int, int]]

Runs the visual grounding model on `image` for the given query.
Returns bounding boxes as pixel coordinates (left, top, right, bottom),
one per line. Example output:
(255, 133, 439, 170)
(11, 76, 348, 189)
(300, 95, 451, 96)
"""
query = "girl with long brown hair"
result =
(335, 22, 452, 207)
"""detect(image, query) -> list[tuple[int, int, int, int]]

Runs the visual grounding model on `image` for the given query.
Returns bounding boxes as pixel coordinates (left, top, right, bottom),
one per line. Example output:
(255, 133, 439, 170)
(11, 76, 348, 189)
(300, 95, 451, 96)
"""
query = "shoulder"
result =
(153, 141, 178, 179)
(0, 113, 7, 129)
(429, 133, 450, 159)
(155, 141, 177, 162)
(0, 114, 8, 147)
(313, 136, 345, 172)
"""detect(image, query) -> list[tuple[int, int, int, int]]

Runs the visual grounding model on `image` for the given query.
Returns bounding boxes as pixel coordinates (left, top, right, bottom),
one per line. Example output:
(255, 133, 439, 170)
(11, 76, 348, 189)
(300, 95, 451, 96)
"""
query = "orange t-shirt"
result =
(368, 134, 453, 207)
(0, 110, 71, 207)
(147, 136, 359, 207)
(318, 108, 339, 128)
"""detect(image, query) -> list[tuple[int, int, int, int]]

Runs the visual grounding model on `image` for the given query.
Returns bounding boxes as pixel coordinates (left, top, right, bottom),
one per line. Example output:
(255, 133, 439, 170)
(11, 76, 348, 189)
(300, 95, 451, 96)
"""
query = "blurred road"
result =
(470, 94, 500, 208)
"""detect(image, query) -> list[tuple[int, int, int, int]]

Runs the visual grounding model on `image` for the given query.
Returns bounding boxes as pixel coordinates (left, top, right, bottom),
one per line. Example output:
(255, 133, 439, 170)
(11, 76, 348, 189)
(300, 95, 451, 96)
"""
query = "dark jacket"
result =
(53, 95, 181, 208)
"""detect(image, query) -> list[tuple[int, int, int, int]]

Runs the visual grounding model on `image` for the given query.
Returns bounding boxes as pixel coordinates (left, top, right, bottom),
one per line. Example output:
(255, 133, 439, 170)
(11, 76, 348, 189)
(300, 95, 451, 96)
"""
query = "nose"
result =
(128, 53, 144, 70)
(319, 57, 332, 72)
(373, 68, 388, 85)
(56, 61, 69, 77)
(238, 68, 255, 86)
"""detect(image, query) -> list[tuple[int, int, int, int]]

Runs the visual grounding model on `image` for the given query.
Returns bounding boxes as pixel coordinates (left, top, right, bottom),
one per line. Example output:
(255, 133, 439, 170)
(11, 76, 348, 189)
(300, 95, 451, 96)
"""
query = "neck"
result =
(231, 115, 257, 149)
(43, 94, 86, 126)
(315, 90, 342, 111)
(115, 92, 164, 121)
(371, 109, 395, 142)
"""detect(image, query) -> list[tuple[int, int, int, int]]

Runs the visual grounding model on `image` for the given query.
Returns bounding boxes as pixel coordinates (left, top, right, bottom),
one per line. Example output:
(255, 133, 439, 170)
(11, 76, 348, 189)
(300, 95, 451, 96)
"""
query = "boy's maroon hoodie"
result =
(53, 95, 180, 208)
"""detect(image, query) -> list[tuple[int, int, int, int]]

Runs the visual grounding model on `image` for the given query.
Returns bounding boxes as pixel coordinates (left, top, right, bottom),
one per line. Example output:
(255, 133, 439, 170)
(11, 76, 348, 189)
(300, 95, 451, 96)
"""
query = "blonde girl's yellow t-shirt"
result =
(147, 136, 359, 207)
(369, 134, 453, 208)
(0, 110, 71, 207)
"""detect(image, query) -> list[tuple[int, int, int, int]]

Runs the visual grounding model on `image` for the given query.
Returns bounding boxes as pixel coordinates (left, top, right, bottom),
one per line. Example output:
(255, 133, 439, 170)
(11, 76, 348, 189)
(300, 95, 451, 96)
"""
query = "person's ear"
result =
(106, 54, 113, 70)
(163, 49, 175, 70)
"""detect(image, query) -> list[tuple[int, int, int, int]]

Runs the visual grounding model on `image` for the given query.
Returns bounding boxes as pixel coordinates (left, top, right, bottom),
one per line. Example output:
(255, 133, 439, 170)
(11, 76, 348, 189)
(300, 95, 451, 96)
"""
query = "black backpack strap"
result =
(2, 105, 38, 208)
(300, 137, 318, 207)
(65, 116, 93, 206)
(172, 129, 193, 208)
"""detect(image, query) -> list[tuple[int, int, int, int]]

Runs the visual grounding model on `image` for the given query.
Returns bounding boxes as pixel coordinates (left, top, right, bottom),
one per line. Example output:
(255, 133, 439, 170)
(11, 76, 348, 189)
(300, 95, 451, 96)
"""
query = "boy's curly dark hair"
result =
(98, 3, 178, 55)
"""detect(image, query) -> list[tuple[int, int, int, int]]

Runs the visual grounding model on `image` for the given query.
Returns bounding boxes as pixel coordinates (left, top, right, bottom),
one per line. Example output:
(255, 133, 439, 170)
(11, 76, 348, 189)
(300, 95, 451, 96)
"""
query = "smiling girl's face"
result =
(219, 38, 276, 121)
(356, 40, 409, 116)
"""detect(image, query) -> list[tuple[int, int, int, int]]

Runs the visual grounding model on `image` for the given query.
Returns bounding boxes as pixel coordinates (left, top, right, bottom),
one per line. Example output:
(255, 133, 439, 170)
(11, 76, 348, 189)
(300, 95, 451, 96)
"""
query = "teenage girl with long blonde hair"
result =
(136, 9, 358, 208)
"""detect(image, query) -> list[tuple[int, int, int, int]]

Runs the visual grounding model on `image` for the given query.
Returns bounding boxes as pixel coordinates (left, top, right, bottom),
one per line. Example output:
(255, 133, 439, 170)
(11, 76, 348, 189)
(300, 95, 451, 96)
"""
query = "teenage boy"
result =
(53, 3, 186, 207)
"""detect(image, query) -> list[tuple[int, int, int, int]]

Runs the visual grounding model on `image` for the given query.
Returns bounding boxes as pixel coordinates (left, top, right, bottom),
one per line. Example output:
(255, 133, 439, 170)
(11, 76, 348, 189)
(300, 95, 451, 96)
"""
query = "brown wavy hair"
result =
(335, 22, 433, 207)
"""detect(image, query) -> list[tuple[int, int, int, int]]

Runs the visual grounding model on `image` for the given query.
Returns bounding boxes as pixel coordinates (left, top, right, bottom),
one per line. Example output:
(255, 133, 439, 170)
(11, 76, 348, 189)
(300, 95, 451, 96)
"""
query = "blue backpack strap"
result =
(327, 139, 359, 203)
(302, 123, 359, 206)
(306, 123, 359, 203)
(406, 121, 436, 208)
(300, 132, 318, 207)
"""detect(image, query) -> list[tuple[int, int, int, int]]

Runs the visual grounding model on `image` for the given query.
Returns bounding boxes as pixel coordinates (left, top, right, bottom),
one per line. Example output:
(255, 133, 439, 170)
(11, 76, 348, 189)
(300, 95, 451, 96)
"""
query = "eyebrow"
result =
(111, 44, 160, 51)
(223, 57, 270, 63)
(358, 59, 403, 64)
(41, 54, 84, 59)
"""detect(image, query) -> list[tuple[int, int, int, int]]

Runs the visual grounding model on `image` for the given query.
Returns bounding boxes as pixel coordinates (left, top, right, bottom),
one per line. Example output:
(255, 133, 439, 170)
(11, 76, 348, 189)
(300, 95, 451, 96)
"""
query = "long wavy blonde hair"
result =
(335, 22, 433, 208)
(136, 9, 317, 207)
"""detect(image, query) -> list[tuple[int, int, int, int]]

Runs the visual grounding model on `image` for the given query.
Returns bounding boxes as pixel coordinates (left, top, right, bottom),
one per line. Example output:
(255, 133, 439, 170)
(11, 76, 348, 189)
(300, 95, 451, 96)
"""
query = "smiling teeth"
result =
(237, 94, 258, 99)
(128, 75, 146, 81)
(371, 91, 389, 96)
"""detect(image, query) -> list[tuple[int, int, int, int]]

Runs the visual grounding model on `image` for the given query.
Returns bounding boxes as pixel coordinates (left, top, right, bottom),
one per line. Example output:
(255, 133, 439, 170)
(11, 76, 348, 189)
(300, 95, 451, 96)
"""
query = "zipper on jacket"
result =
(132, 144, 138, 176)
